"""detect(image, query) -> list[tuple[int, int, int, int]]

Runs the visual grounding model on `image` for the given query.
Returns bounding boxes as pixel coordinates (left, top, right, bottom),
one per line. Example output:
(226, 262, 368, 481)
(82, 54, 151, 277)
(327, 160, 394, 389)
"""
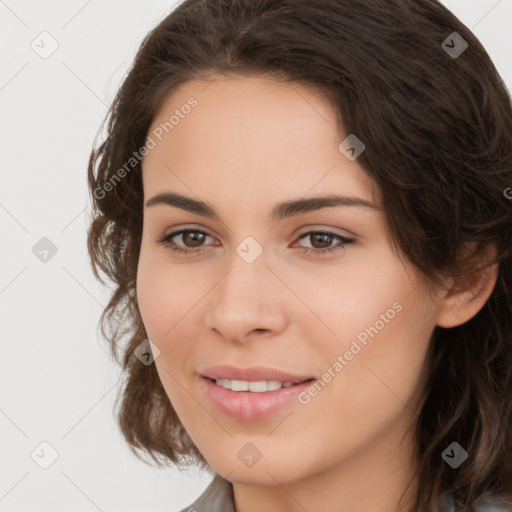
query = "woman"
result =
(87, 1, 512, 511)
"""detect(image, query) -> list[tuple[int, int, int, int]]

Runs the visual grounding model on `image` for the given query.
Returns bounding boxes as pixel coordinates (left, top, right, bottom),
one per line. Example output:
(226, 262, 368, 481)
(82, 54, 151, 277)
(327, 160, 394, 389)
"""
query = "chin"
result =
(210, 457, 308, 486)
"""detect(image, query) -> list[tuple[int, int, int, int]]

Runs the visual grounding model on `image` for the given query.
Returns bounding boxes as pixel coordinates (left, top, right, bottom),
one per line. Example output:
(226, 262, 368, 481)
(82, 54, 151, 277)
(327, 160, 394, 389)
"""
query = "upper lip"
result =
(200, 364, 315, 384)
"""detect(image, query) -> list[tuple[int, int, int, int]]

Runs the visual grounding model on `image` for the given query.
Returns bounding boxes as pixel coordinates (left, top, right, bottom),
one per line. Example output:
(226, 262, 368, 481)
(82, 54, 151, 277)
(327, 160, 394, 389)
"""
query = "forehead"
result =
(147, 74, 339, 146)
(150, 73, 337, 122)
(142, 75, 379, 207)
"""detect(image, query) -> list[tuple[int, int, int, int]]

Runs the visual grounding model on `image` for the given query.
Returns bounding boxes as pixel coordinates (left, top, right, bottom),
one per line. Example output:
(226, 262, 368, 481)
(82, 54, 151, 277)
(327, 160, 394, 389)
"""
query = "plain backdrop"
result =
(0, 1, 511, 511)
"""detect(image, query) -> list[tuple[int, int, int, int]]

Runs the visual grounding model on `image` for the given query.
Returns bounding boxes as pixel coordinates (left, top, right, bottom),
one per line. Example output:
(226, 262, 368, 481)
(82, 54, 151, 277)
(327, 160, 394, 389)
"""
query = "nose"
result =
(204, 249, 287, 344)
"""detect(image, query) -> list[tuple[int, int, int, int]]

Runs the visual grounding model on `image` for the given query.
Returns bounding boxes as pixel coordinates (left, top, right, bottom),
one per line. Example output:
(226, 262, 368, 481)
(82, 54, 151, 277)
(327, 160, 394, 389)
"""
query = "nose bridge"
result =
(215, 242, 271, 315)
(205, 238, 286, 340)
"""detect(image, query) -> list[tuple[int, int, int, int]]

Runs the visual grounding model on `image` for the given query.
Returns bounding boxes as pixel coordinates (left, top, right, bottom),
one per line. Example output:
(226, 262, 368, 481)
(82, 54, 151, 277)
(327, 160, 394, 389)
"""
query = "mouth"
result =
(200, 376, 316, 421)
(200, 364, 315, 385)
(204, 377, 315, 392)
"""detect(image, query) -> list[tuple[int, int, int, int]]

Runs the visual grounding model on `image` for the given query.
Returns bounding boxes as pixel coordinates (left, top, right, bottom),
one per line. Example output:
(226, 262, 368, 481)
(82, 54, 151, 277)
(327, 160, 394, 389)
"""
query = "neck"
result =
(232, 413, 420, 512)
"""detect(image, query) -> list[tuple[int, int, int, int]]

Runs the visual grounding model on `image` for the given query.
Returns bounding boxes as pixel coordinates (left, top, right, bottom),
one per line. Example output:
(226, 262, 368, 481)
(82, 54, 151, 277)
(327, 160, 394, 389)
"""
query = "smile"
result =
(201, 376, 315, 421)
(214, 379, 297, 392)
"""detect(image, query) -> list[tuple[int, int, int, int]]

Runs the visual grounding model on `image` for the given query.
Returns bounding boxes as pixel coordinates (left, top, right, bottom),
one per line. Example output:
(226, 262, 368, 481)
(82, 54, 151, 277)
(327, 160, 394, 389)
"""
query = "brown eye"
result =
(307, 232, 334, 249)
(181, 231, 207, 247)
(296, 231, 355, 255)
(157, 229, 215, 254)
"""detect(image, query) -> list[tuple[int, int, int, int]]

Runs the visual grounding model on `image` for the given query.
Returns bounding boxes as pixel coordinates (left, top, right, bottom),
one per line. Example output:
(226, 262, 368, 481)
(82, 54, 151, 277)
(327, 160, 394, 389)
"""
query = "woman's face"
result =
(137, 75, 443, 486)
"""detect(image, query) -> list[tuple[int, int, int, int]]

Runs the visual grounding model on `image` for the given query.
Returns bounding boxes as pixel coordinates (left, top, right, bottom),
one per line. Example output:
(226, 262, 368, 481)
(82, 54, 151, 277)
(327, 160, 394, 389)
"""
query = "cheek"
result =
(324, 289, 432, 422)
(136, 243, 200, 341)
(136, 268, 169, 342)
(136, 244, 212, 396)
(136, 253, 196, 409)
(300, 252, 434, 414)
(294, 250, 412, 340)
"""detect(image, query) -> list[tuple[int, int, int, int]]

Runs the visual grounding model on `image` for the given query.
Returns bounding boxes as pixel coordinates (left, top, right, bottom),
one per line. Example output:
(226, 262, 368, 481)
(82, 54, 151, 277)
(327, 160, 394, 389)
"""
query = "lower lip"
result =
(201, 377, 314, 421)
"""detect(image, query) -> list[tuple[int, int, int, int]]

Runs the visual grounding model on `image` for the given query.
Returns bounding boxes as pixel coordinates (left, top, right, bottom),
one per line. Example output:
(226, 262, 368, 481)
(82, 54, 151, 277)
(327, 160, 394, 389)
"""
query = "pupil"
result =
(181, 232, 333, 249)
(184, 231, 204, 247)
(312, 233, 331, 249)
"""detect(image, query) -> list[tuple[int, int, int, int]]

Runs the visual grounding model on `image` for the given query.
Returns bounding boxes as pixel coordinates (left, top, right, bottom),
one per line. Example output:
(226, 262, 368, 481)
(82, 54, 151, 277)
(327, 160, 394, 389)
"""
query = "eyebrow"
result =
(144, 191, 379, 222)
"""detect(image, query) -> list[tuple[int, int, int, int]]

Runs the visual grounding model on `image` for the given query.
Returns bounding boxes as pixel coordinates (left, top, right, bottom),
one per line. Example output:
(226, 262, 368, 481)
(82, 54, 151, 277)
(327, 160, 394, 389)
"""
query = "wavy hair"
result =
(86, 1, 512, 510)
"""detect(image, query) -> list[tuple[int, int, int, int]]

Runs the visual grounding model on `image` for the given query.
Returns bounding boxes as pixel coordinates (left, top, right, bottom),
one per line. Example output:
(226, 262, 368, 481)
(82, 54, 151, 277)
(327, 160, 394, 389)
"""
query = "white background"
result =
(0, 1, 511, 511)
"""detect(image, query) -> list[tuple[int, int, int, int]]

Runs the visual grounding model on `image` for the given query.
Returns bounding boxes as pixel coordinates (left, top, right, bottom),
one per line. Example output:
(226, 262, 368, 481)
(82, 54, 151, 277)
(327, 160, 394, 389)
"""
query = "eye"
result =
(156, 228, 355, 256)
(294, 230, 355, 256)
(156, 228, 217, 255)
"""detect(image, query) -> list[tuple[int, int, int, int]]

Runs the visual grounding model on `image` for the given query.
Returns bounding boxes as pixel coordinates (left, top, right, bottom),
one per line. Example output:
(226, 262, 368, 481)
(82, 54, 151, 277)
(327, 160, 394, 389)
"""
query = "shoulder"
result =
(176, 473, 235, 512)
(442, 492, 512, 512)
(473, 494, 512, 512)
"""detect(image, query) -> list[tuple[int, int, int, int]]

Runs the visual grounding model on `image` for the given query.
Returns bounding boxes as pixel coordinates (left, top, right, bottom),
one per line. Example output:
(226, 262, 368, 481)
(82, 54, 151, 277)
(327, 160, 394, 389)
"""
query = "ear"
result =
(436, 242, 499, 328)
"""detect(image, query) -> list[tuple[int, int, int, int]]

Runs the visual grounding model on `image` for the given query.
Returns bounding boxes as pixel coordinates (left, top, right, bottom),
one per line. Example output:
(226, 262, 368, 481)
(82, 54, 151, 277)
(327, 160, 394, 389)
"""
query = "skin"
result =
(136, 74, 498, 512)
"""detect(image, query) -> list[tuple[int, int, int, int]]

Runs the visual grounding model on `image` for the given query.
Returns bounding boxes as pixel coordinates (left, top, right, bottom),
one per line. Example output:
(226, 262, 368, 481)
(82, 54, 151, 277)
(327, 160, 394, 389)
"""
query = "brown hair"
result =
(86, 1, 512, 510)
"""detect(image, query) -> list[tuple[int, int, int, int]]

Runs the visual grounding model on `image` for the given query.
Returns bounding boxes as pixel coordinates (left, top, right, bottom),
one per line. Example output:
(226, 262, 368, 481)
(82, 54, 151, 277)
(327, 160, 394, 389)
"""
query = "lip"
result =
(200, 364, 314, 384)
(200, 376, 315, 421)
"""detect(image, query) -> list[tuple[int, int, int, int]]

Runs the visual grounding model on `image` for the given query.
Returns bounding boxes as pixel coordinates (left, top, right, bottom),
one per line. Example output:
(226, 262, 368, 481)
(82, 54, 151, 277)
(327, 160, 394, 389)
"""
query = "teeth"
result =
(215, 379, 297, 392)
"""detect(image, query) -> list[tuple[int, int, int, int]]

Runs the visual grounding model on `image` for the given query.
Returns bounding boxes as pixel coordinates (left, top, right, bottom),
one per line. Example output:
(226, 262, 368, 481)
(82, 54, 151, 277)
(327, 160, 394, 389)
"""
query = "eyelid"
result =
(158, 223, 355, 243)
(156, 225, 217, 246)
(294, 224, 356, 239)
(159, 223, 217, 239)
(156, 223, 357, 259)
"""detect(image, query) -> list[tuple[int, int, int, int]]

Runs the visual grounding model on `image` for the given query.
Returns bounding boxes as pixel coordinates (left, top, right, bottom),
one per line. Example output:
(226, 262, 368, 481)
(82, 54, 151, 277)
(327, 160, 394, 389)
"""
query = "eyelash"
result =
(156, 228, 355, 256)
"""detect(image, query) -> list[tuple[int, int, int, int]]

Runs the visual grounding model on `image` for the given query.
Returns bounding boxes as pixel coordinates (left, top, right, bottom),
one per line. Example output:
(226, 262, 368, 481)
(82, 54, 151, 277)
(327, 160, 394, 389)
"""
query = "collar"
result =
(179, 473, 235, 512)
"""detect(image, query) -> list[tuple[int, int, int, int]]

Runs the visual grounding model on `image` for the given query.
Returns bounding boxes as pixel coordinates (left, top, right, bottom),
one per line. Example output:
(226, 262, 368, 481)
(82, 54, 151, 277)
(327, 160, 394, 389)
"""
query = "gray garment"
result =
(437, 493, 512, 512)
(178, 474, 512, 512)
(178, 474, 234, 512)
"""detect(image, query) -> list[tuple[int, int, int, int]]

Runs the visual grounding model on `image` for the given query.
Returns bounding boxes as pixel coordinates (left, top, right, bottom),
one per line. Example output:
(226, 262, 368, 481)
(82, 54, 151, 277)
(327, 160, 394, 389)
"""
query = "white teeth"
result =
(231, 380, 248, 391)
(265, 380, 283, 391)
(247, 381, 268, 392)
(214, 379, 297, 392)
